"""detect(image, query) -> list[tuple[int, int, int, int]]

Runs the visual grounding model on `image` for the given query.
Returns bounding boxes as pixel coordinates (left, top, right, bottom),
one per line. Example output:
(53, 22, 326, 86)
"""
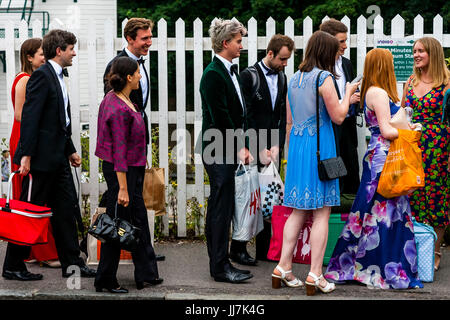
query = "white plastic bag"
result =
(232, 163, 264, 241)
(259, 161, 284, 220)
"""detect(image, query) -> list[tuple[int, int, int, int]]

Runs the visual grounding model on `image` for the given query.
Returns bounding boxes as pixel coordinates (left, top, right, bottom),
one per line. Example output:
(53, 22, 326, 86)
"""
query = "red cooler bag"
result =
(0, 172, 52, 246)
(267, 205, 313, 264)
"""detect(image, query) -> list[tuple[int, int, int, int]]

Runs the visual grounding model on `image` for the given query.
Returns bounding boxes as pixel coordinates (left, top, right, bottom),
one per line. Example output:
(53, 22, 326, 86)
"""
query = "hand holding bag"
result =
(315, 71, 347, 181)
(88, 203, 141, 252)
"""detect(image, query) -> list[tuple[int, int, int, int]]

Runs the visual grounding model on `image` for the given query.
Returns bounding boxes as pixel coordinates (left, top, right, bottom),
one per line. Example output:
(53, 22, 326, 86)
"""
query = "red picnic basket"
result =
(0, 171, 52, 246)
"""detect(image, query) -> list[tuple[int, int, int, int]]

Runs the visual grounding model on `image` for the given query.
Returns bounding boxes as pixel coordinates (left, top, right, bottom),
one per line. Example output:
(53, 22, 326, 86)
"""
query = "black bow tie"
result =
(261, 62, 277, 75)
(62, 68, 69, 77)
(230, 64, 238, 76)
(137, 58, 145, 65)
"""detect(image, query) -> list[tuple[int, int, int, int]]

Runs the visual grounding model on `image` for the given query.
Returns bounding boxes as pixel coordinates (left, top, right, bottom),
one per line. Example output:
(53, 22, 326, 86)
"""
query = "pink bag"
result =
(267, 205, 313, 264)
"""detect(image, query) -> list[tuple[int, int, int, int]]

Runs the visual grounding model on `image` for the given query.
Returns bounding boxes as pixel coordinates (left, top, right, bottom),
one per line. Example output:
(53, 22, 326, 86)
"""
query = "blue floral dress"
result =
(324, 100, 423, 289)
(283, 68, 340, 210)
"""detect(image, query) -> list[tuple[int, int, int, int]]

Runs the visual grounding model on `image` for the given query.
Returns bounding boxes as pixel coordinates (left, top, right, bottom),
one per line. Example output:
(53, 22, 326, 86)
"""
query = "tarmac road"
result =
(0, 239, 449, 301)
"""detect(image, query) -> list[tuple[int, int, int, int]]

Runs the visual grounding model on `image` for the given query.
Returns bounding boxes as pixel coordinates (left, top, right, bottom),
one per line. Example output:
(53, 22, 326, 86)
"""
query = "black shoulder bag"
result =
(316, 71, 348, 181)
(88, 203, 141, 252)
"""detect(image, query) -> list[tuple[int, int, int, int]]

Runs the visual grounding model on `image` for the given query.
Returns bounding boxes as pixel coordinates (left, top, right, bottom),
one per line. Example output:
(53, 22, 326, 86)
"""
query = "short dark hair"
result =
(299, 31, 339, 77)
(42, 29, 77, 60)
(124, 18, 154, 41)
(319, 18, 348, 36)
(267, 34, 295, 57)
(107, 56, 139, 92)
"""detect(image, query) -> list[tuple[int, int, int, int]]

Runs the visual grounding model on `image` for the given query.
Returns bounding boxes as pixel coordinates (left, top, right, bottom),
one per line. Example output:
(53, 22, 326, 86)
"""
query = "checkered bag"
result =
(259, 161, 284, 220)
(413, 218, 437, 282)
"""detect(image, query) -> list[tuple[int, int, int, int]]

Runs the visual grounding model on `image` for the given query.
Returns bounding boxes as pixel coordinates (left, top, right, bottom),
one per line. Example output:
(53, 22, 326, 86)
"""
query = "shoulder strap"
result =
(316, 70, 325, 164)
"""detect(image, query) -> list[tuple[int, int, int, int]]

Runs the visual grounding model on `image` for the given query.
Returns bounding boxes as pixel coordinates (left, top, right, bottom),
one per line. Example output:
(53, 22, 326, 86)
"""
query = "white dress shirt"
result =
(125, 47, 149, 107)
(215, 54, 244, 111)
(335, 56, 346, 100)
(259, 60, 278, 110)
(48, 59, 70, 127)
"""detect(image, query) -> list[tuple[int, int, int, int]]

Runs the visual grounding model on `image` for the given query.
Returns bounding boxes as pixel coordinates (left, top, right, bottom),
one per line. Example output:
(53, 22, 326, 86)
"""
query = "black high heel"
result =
(95, 286, 128, 293)
(136, 278, 164, 290)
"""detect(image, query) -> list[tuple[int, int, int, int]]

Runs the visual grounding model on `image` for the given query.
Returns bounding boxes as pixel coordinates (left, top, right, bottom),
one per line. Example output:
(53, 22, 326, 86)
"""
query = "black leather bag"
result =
(88, 203, 141, 252)
(315, 71, 347, 181)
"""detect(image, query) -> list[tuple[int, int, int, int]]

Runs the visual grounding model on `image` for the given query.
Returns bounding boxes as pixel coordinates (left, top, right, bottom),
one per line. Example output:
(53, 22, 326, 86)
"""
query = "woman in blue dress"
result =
(271, 31, 359, 295)
(324, 48, 423, 289)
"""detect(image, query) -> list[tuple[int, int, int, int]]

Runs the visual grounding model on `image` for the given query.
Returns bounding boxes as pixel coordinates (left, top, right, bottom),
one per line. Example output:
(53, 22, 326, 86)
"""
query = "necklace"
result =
(421, 79, 433, 84)
(119, 92, 137, 112)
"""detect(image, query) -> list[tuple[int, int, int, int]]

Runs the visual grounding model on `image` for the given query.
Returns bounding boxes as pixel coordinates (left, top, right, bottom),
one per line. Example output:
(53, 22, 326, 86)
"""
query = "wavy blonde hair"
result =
(412, 37, 450, 88)
(360, 48, 399, 109)
(209, 18, 247, 53)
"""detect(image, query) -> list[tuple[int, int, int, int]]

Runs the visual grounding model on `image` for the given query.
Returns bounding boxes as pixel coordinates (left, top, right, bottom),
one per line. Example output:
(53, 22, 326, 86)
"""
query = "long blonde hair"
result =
(360, 48, 399, 109)
(412, 37, 450, 88)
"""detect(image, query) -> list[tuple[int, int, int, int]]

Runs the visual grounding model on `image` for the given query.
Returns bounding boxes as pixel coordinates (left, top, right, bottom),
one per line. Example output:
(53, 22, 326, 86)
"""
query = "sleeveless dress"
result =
(10, 72, 59, 263)
(10, 73, 29, 200)
(404, 80, 449, 228)
(283, 68, 340, 210)
(324, 100, 423, 289)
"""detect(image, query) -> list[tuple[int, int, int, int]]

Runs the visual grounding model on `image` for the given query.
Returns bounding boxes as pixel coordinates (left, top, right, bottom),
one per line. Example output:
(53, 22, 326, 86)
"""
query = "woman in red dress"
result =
(11, 38, 60, 268)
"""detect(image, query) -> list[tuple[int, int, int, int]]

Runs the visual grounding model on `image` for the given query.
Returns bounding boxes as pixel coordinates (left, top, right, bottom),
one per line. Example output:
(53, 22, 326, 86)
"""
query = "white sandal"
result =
(271, 265, 303, 289)
(304, 272, 335, 296)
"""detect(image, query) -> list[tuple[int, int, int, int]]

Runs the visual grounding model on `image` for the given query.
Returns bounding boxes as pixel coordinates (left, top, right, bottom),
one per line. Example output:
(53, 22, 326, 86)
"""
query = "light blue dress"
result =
(283, 68, 340, 210)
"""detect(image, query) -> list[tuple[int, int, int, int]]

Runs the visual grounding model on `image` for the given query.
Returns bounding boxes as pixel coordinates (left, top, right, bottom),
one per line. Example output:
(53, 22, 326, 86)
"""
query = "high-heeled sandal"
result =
(435, 252, 442, 272)
(271, 265, 303, 289)
(304, 272, 335, 296)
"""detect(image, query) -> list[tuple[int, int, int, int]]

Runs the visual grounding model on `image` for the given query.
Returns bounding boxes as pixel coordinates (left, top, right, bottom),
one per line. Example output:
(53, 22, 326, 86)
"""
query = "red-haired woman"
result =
(324, 48, 423, 290)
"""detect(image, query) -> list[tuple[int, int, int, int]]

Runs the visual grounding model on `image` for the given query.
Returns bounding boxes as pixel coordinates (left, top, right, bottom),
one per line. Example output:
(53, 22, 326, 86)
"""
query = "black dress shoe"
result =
(62, 265, 97, 278)
(228, 264, 251, 274)
(95, 286, 128, 294)
(2, 270, 43, 281)
(156, 254, 165, 261)
(230, 251, 257, 266)
(136, 278, 164, 290)
(214, 270, 253, 284)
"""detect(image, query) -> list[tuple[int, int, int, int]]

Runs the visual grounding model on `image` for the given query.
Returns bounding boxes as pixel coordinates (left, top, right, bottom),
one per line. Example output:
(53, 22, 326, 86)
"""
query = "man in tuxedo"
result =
(320, 19, 361, 194)
(230, 34, 294, 265)
(102, 18, 164, 261)
(200, 18, 254, 284)
(4, 29, 96, 280)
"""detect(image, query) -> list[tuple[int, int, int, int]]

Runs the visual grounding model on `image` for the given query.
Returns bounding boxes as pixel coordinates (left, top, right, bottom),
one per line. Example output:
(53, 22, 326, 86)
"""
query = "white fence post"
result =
(175, 18, 187, 237)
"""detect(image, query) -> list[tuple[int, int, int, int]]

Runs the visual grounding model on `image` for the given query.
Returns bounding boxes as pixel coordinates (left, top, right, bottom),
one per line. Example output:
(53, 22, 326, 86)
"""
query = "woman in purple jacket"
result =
(94, 56, 163, 293)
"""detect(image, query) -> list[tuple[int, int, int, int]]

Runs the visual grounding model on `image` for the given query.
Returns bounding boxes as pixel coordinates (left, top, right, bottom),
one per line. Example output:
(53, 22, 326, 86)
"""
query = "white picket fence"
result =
(0, 14, 449, 237)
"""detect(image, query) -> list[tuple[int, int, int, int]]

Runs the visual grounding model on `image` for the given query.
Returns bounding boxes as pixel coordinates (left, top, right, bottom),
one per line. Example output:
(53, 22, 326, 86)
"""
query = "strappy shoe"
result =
(271, 265, 303, 289)
(304, 272, 336, 296)
(435, 252, 442, 272)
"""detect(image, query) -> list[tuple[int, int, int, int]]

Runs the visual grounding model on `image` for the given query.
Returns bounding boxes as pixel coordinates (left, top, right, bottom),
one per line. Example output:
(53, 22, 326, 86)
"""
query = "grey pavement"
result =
(0, 240, 449, 301)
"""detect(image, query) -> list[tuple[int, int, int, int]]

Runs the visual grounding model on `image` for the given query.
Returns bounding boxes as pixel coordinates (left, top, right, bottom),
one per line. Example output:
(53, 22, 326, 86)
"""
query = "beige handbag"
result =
(389, 107, 410, 130)
(143, 166, 166, 216)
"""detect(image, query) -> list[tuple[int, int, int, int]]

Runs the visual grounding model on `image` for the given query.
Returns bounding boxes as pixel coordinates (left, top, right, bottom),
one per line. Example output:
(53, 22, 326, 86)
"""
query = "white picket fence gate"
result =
(0, 14, 449, 237)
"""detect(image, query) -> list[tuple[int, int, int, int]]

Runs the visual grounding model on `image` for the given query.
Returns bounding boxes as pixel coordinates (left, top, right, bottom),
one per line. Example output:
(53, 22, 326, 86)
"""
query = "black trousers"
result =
(204, 162, 237, 277)
(3, 162, 84, 273)
(94, 161, 159, 289)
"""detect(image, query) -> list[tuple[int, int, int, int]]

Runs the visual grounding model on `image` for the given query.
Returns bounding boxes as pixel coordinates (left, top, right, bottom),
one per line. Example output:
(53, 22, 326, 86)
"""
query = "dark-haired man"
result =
(4, 29, 96, 280)
(320, 19, 361, 194)
(230, 34, 294, 265)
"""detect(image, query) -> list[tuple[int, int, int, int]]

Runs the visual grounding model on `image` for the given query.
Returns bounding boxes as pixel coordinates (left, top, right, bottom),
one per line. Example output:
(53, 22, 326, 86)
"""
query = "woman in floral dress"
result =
(401, 37, 450, 271)
(324, 48, 423, 289)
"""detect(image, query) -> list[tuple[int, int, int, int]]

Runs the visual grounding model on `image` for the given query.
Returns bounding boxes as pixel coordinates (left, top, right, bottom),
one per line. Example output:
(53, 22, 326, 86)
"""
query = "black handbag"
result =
(88, 203, 141, 252)
(315, 70, 347, 181)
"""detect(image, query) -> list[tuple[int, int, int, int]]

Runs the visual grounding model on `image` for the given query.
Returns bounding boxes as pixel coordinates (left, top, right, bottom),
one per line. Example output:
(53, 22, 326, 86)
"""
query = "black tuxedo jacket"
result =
(337, 56, 360, 193)
(13, 62, 76, 172)
(240, 62, 287, 162)
(200, 56, 247, 160)
(103, 49, 150, 144)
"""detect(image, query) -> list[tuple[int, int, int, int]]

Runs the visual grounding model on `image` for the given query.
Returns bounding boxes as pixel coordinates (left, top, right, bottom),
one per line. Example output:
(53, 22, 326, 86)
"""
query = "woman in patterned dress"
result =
(401, 37, 450, 271)
(324, 48, 423, 289)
